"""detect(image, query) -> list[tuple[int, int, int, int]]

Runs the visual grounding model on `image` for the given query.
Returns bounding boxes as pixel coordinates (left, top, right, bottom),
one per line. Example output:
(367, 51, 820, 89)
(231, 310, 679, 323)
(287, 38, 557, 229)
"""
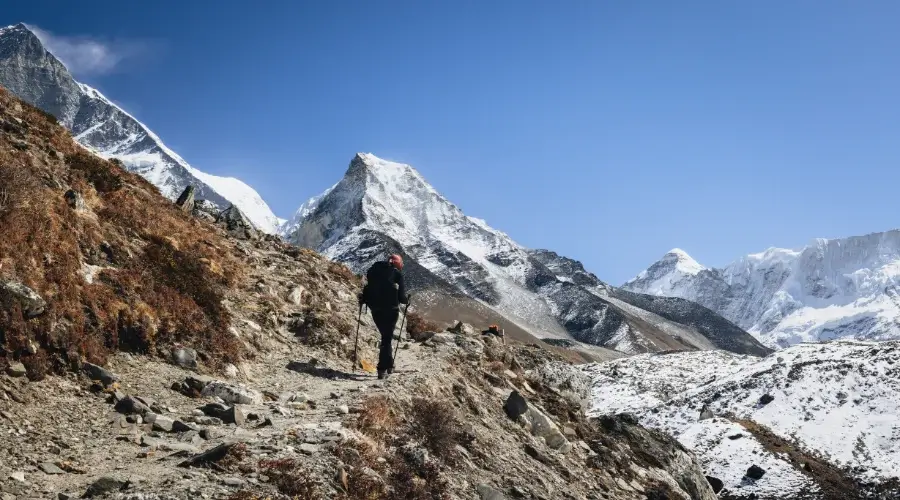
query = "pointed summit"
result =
(662, 248, 706, 275)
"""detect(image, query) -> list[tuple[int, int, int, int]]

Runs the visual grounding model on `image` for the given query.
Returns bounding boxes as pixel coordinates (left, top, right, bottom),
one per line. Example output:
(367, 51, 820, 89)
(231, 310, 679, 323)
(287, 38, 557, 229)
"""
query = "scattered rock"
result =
(175, 185, 195, 212)
(504, 391, 529, 420)
(172, 375, 213, 397)
(448, 321, 477, 335)
(198, 403, 246, 425)
(192, 199, 221, 221)
(287, 286, 305, 306)
(9, 471, 25, 483)
(201, 428, 224, 440)
(5, 362, 26, 378)
(114, 396, 151, 416)
(217, 205, 259, 240)
(759, 394, 775, 405)
(223, 477, 244, 487)
(178, 443, 239, 468)
(82, 362, 118, 386)
(477, 483, 507, 500)
(224, 364, 239, 378)
(705, 476, 724, 494)
(64, 189, 85, 210)
(201, 381, 263, 405)
(172, 347, 198, 369)
(0, 280, 46, 318)
(745, 465, 767, 480)
(338, 405, 350, 415)
(84, 476, 129, 497)
(39, 462, 65, 475)
(728, 433, 744, 440)
(699, 405, 714, 421)
(299, 443, 319, 455)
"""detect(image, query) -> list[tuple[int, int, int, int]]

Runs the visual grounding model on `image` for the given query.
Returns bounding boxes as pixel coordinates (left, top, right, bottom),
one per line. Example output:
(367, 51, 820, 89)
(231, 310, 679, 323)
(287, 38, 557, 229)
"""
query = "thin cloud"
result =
(26, 24, 159, 77)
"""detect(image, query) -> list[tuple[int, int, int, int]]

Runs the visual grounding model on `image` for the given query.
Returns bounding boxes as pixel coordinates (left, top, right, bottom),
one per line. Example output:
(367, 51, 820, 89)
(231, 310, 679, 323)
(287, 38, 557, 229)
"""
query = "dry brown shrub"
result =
(21, 349, 52, 381)
(352, 396, 398, 442)
(0, 86, 245, 371)
(405, 311, 440, 339)
(259, 458, 325, 498)
(388, 457, 451, 500)
(405, 397, 463, 461)
(328, 261, 357, 282)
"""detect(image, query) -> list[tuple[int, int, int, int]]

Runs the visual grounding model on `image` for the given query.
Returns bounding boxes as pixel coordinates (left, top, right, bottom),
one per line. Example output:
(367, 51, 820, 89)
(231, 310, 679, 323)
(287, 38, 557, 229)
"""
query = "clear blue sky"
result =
(6, 2, 900, 284)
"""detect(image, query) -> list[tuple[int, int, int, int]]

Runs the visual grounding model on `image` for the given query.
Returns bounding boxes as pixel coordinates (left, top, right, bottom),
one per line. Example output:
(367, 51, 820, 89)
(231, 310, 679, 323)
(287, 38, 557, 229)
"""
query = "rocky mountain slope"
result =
(0, 23, 283, 233)
(624, 234, 900, 349)
(0, 85, 720, 499)
(583, 341, 900, 499)
(285, 152, 770, 357)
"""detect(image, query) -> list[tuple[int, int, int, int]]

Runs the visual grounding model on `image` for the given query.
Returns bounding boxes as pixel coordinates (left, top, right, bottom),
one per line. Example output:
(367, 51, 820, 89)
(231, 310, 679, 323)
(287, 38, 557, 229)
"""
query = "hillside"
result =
(0, 23, 283, 233)
(583, 341, 900, 499)
(285, 152, 768, 357)
(0, 86, 718, 499)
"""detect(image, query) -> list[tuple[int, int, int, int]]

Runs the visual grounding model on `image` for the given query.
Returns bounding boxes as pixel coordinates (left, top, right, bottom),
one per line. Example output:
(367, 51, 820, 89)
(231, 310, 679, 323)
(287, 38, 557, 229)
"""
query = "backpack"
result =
(362, 261, 398, 309)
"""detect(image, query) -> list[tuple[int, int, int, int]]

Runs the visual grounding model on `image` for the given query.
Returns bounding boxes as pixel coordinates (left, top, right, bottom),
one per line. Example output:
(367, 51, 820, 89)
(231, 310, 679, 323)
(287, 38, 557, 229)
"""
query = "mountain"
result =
(624, 233, 900, 349)
(583, 340, 900, 499)
(0, 23, 283, 233)
(285, 152, 770, 356)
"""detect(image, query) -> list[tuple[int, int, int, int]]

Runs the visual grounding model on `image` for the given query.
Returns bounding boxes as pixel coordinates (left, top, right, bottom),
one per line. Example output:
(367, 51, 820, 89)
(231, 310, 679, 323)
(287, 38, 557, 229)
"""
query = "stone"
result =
(84, 476, 129, 497)
(178, 443, 239, 468)
(175, 186, 195, 213)
(192, 200, 221, 221)
(40, 462, 65, 475)
(172, 347, 198, 369)
(503, 369, 518, 379)
(201, 428, 224, 440)
(223, 477, 244, 487)
(224, 364, 239, 378)
(299, 443, 319, 455)
(287, 286, 305, 306)
(338, 405, 350, 415)
(9, 471, 25, 483)
(330, 391, 340, 399)
(159, 442, 200, 453)
(152, 416, 176, 433)
(114, 396, 151, 416)
(448, 321, 477, 335)
(6, 362, 26, 378)
(217, 205, 259, 240)
(699, 406, 714, 421)
(82, 362, 118, 386)
(198, 403, 245, 425)
(705, 476, 724, 494)
(504, 391, 529, 420)
(201, 381, 263, 405)
(0, 280, 46, 318)
(64, 190, 85, 210)
(745, 465, 766, 480)
(759, 394, 775, 405)
(476, 483, 507, 500)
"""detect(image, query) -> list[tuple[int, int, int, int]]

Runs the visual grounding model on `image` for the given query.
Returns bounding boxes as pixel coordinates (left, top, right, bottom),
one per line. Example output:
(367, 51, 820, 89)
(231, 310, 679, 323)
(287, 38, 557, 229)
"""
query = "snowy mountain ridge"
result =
(0, 23, 284, 233)
(286, 152, 770, 356)
(624, 231, 900, 349)
(582, 340, 900, 499)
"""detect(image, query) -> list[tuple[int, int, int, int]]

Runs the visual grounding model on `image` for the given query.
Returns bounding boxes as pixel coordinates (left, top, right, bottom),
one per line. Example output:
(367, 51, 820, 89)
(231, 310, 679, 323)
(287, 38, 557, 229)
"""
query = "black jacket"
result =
(362, 261, 408, 311)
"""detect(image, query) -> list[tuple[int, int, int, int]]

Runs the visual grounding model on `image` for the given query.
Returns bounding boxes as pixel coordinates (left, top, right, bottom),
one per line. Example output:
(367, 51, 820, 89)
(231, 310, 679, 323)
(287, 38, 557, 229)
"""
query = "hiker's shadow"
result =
(287, 360, 371, 381)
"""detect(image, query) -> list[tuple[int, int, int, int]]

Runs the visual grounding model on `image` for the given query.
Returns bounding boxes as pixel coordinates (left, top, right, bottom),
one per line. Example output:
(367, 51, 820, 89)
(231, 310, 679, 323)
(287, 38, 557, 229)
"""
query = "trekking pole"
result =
(352, 303, 364, 372)
(391, 295, 413, 369)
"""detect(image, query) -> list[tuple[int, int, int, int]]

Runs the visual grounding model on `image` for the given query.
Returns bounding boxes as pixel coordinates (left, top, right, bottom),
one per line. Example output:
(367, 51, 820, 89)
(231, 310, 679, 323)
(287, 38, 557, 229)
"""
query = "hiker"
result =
(359, 254, 408, 379)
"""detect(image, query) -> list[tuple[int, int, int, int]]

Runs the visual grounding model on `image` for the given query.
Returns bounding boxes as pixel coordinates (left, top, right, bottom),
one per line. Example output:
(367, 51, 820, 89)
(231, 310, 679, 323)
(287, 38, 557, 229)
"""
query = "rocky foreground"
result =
(0, 85, 717, 499)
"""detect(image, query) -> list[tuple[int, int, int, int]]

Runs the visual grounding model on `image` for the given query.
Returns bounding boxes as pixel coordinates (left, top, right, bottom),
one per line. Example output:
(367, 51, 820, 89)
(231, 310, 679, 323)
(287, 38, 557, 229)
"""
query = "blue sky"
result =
(5, 2, 900, 284)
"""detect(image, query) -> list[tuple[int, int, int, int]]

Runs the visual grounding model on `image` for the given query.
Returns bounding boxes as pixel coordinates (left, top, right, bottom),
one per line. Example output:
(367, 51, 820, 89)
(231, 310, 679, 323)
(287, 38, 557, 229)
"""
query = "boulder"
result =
(504, 391, 529, 421)
(745, 465, 766, 480)
(0, 280, 46, 318)
(175, 185, 195, 212)
(192, 199, 221, 222)
(84, 476, 129, 497)
(201, 381, 263, 405)
(699, 405, 714, 421)
(448, 321, 477, 335)
(198, 402, 245, 425)
(287, 286, 305, 306)
(217, 205, 259, 240)
(758, 394, 775, 406)
(705, 476, 724, 494)
(114, 396, 151, 416)
(64, 189, 85, 210)
(5, 362, 26, 378)
(171, 347, 198, 369)
(476, 484, 507, 500)
(82, 362, 118, 387)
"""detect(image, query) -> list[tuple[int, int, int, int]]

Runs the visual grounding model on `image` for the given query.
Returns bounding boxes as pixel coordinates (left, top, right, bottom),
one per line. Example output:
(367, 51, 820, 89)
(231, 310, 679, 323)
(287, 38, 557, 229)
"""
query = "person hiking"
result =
(359, 254, 408, 379)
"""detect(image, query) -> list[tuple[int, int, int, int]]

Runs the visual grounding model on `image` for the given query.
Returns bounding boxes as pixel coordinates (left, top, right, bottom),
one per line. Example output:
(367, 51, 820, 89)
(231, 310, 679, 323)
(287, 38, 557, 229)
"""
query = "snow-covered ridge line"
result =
(624, 230, 900, 348)
(583, 340, 900, 499)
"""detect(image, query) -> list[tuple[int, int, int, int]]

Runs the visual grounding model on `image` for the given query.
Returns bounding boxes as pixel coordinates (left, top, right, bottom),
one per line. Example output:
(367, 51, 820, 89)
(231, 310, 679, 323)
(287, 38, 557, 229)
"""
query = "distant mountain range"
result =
(624, 234, 900, 348)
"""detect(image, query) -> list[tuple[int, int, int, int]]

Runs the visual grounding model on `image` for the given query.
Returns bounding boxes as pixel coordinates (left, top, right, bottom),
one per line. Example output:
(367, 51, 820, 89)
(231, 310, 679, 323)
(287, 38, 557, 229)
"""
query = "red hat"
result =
(389, 254, 404, 270)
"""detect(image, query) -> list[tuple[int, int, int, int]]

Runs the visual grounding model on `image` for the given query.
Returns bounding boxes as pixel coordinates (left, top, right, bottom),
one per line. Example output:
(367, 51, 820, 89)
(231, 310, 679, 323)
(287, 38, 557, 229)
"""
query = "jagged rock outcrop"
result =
(217, 205, 259, 240)
(0, 280, 46, 318)
(174, 185, 195, 213)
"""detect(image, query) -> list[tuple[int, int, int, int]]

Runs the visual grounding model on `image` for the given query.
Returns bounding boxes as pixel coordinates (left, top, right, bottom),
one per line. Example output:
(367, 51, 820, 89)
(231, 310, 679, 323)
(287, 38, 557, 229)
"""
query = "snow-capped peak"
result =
(663, 248, 706, 275)
(0, 24, 285, 234)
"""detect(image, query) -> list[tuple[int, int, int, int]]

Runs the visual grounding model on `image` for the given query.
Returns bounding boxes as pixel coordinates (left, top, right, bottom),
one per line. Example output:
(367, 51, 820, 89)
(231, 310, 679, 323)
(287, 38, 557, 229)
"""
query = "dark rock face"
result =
(745, 464, 767, 480)
(705, 476, 724, 493)
(217, 205, 258, 240)
(175, 185, 195, 213)
(504, 391, 529, 420)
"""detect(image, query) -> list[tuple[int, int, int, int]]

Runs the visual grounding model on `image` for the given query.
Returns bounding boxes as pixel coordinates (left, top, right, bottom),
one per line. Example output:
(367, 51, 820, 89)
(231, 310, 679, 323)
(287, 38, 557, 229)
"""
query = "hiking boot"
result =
(377, 370, 389, 380)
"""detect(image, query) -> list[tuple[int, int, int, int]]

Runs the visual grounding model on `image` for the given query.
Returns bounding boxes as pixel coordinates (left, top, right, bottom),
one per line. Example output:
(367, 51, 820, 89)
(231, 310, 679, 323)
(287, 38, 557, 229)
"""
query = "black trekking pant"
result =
(371, 308, 400, 372)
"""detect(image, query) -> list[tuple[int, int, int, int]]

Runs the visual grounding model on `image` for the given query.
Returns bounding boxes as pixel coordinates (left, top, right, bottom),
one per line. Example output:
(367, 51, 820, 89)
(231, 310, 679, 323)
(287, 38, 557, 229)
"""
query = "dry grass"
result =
(352, 395, 398, 442)
(405, 311, 440, 339)
(0, 86, 245, 371)
(405, 397, 464, 461)
(259, 458, 325, 498)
